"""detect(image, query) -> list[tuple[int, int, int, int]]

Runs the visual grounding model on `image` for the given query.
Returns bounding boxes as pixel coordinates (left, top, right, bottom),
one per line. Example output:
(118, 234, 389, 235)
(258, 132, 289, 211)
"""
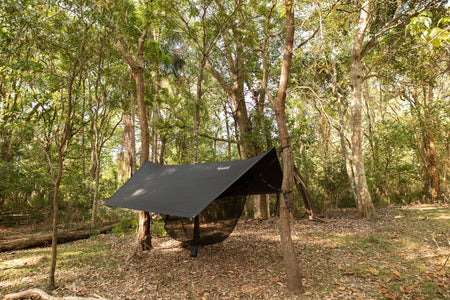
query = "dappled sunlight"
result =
(229, 228, 281, 243)
(260, 234, 280, 242)
(60, 251, 82, 258)
(154, 238, 184, 253)
(0, 272, 47, 289)
(1, 207, 448, 299)
(0, 255, 43, 270)
(435, 214, 450, 220)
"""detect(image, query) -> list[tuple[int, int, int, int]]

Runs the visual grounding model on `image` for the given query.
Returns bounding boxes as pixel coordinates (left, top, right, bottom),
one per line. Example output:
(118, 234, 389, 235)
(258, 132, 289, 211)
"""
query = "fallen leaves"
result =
(1, 206, 448, 299)
(367, 267, 380, 276)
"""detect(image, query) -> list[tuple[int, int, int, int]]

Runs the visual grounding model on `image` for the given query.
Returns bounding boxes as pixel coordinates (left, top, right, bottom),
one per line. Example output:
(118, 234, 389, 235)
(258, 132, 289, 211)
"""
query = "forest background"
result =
(1, 0, 449, 237)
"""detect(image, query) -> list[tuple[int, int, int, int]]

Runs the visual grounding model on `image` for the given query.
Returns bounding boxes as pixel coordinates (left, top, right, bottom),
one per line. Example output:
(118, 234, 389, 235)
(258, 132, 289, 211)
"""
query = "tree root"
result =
(2, 288, 108, 300)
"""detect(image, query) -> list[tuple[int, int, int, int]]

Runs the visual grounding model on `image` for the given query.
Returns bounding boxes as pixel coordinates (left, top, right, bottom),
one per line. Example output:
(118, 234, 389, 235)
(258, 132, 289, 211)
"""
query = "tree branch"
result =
(205, 59, 235, 99)
(361, 0, 446, 58)
(3, 288, 108, 300)
(294, 0, 341, 52)
(199, 133, 237, 144)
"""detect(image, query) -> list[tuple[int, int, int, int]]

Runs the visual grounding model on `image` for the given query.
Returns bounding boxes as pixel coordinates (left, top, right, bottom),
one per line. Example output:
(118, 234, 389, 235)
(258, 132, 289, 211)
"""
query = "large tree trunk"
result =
(350, 0, 376, 219)
(117, 30, 152, 250)
(135, 37, 152, 251)
(273, 1, 304, 294)
(414, 86, 440, 202)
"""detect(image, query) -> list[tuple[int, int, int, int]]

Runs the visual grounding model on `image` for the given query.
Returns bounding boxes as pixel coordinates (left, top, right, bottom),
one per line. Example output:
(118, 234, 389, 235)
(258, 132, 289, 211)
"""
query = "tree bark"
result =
(117, 30, 152, 250)
(205, 51, 258, 158)
(332, 61, 358, 202)
(0, 223, 115, 252)
(49, 68, 77, 289)
(135, 38, 152, 250)
(414, 86, 440, 202)
(293, 166, 316, 220)
(49, 153, 63, 290)
(254, 195, 261, 219)
(3, 288, 107, 300)
(273, 1, 304, 294)
(350, 0, 376, 219)
(193, 57, 206, 164)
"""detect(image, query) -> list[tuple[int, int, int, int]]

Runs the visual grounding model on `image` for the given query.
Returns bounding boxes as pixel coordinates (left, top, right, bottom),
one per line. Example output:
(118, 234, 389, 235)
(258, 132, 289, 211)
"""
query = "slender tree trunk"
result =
(90, 151, 100, 229)
(293, 166, 316, 220)
(206, 54, 258, 159)
(224, 103, 232, 160)
(118, 111, 135, 186)
(194, 57, 206, 164)
(151, 106, 159, 163)
(273, 1, 304, 294)
(49, 154, 63, 290)
(49, 76, 74, 289)
(127, 103, 137, 175)
(333, 62, 357, 201)
(350, 0, 376, 219)
(81, 92, 87, 194)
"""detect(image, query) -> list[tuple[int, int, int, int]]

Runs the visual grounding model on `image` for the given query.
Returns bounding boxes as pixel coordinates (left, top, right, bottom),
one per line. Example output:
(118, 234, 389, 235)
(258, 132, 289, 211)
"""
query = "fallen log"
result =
(2, 288, 108, 300)
(0, 223, 115, 252)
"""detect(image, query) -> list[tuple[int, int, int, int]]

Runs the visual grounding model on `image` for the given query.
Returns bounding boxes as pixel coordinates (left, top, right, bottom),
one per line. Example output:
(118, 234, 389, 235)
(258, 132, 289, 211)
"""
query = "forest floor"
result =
(1, 205, 449, 300)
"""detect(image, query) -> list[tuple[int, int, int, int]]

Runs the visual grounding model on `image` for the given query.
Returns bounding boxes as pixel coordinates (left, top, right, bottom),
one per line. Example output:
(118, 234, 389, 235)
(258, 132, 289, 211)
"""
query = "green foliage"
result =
(0, 0, 448, 225)
(152, 221, 167, 237)
(112, 215, 137, 237)
(407, 11, 450, 48)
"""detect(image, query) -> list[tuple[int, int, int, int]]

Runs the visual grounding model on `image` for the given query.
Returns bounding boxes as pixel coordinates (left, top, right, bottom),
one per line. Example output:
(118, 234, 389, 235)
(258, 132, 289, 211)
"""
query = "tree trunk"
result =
(350, 0, 376, 219)
(273, 1, 304, 294)
(117, 30, 152, 250)
(90, 151, 101, 229)
(224, 103, 232, 160)
(1, 223, 115, 252)
(416, 86, 440, 202)
(265, 194, 271, 219)
(254, 195, 261, 219)
(159, 134, 167, 165)
(337, 97, 357, 202)
(205, 51, 258, 158)
(49, 68, 76, 289)
(193, 57, 206, 164)
(49, 155, 62, 290)
(135, 55, 152, 251)
(293, 166, 316, 220)
(332, 61, 358, 201)
(3, 288, 108, 300)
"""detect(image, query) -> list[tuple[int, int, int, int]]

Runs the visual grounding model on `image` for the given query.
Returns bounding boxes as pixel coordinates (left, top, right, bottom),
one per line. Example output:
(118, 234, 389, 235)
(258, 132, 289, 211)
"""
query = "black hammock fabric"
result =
(164, 192, 248, 245)
(105, 148, 282, 244)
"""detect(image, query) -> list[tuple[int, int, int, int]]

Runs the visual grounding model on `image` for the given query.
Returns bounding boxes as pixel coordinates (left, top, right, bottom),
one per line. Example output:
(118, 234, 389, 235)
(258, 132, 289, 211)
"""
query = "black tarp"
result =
(105, 148, 282, 219)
